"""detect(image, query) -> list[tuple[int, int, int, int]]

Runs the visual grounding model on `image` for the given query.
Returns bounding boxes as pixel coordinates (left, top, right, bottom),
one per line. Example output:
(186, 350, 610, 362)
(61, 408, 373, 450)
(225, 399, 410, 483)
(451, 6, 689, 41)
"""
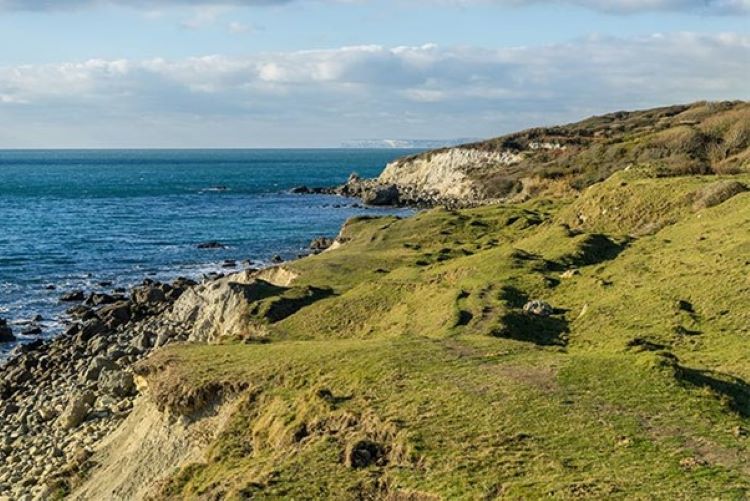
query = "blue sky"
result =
(0, 0, 748, 147)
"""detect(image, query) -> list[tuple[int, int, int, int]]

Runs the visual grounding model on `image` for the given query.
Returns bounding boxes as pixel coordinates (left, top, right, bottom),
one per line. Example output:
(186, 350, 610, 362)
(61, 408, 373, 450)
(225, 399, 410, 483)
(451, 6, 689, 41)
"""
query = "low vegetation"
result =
(137, 165, 750, 499)
(412, 101, 750, 198)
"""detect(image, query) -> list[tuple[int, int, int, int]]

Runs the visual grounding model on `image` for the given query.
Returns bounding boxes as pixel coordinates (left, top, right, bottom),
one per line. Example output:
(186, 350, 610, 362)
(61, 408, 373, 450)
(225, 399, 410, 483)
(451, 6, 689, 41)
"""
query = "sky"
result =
(0, 0, 748, 147)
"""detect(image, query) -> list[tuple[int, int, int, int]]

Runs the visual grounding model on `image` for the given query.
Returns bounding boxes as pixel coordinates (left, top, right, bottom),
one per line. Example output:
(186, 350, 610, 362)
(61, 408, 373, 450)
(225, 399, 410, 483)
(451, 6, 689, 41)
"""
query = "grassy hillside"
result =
(399, 101, 750, 199)
(134, 167, 750, 499)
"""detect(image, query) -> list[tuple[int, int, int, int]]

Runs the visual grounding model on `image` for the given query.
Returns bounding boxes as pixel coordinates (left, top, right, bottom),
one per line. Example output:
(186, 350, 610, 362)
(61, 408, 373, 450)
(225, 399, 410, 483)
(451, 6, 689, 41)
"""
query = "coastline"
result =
(0, 189, 411, 498)
(0, 257, 333, 499)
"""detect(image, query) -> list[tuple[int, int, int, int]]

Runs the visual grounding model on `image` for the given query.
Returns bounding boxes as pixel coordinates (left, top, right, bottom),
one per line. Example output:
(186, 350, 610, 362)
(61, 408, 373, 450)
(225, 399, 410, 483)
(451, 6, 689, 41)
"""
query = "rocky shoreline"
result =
(0, 234, 339, 499)
(292, 173, 484, 209)
(0, 176, 440, 499)
(0, 276, 203, 499)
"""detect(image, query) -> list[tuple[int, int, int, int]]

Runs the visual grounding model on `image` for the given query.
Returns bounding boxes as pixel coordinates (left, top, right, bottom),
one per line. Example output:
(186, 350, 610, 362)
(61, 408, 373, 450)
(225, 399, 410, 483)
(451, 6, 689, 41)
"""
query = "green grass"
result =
(140, 170, 750, 500)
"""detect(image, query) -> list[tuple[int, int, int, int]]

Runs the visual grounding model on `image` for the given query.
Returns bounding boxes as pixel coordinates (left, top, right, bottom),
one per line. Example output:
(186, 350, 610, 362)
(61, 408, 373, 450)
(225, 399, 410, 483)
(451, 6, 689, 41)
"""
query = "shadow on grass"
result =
(493, 311, 569, 347)
(677, 366, 750, 418)
(249, 285, 335, 323)
(499, 285, 529, 309)
(546, 233, 631, 271)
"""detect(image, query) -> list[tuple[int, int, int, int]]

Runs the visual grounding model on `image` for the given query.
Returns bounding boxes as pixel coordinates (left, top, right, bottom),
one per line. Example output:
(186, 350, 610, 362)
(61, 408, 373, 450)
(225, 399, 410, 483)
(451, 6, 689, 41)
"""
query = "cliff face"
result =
(370, 101, 750, 206)
(377, 148, 522, 200)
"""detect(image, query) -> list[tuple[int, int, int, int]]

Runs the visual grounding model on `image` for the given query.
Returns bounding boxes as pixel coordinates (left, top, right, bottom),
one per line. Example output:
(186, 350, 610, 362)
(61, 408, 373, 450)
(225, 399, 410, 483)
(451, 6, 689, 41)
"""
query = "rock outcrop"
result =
(378, 148, 521, 200)
(0, 318, 14, 343)
(167, 266, 300, 343)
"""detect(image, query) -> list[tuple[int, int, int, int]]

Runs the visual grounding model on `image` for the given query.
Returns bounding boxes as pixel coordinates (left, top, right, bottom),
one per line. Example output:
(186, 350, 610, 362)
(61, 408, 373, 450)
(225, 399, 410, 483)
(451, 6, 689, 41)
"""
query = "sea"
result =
(0, 149, 419, 355)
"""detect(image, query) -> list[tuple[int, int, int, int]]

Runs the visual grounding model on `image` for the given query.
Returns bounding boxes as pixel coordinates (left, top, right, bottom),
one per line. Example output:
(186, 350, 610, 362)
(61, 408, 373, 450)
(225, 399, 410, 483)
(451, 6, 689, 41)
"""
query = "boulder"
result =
(362, 184, 400, 206)
(99, 371, 136, 398)
(0, 318, 14, 343)
(20, 326, 42, 336)
(77, 319, 108, 343)
(84, 292, 118, 307)
(133, 285, 166, 305)
(56, 394, 93, 430)
(60, 290, 85, 302)
(82, 355, 116, 382)
(290, 185, 311, 194)
(196, 241, 227, 249)
(168, 276, 284, 343)
(523, 300, 554, 317)
(98, 300, 132, 326)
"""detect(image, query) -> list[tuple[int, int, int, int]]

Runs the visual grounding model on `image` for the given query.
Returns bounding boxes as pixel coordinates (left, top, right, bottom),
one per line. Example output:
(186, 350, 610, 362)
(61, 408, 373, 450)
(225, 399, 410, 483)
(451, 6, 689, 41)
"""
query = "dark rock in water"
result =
(0, 318, 15, 343)
(222, 260, 237, 268)
(44, 284, 57, 290)
(15, 339, 44, 354)
(271, 254, 284, 263)
(31, 314, 44, 322)
(362, 184, 400, 206)
(60, 290, 85, 302)
(173, 276, 198, 289)
(197, 241, 227, 249)
(84, 292, 118, 307)
(290, 185, 311, 194)
(98, 281, 113, 287)
(21, 326, 42, 336)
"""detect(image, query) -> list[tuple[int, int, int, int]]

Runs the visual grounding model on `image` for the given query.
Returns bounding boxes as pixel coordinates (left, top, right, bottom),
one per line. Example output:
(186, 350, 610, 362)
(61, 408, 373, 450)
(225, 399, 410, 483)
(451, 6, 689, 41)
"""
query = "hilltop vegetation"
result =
(111, 165, 750, 499)
(380, 101, 750, 202)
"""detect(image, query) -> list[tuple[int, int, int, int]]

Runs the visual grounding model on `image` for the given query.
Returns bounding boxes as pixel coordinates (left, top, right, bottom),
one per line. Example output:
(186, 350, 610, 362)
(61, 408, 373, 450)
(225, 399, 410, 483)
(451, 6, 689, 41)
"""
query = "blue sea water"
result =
(0, 149, 419, 352)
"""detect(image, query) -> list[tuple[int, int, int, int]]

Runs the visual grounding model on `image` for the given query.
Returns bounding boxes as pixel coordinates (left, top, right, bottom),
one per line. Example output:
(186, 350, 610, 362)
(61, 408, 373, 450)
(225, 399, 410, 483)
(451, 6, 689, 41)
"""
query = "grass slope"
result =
(409, 101, 750, 198)
(140, 169, 750, 500)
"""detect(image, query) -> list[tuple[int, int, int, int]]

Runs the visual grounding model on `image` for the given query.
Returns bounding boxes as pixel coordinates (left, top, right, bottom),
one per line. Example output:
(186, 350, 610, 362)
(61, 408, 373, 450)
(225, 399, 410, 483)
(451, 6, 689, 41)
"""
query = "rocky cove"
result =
(0, 240, 333, 499)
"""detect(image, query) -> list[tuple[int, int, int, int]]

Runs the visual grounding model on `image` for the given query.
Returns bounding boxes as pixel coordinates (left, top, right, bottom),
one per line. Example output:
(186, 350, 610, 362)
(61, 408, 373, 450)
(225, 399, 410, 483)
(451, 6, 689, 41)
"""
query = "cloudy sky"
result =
(0, 1, 748, 147)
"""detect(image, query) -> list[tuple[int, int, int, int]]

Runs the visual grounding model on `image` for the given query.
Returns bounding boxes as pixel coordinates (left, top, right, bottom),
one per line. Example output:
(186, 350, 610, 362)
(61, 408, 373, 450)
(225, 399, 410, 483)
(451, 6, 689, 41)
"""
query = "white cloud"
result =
(0, 33, 748, 146)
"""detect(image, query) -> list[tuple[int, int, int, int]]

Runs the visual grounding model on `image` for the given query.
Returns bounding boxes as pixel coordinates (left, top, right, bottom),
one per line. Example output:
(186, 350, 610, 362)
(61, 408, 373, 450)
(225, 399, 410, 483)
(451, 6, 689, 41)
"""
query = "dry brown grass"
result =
(691, 180, 747, 211)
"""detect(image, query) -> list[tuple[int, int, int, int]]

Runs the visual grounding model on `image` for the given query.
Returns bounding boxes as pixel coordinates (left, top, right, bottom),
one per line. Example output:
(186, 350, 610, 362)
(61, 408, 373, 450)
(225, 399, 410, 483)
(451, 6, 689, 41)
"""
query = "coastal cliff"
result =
(2, 102, 750, 499)
(337, 101, 750, 207)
